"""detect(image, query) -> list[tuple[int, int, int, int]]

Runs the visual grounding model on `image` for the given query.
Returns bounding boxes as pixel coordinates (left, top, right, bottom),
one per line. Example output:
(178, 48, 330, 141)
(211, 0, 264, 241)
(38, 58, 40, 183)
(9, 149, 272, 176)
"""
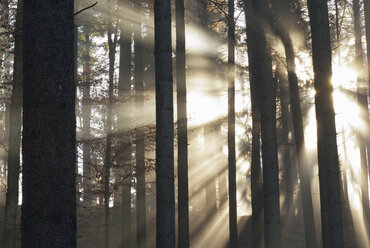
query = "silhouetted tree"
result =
(307, 0, 344, 246)
(22, 0, 76, 246)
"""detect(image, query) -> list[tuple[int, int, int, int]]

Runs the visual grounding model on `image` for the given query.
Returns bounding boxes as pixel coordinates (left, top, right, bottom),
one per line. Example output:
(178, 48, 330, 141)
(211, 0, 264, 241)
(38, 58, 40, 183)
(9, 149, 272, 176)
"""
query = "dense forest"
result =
(0, 0, 369, 247)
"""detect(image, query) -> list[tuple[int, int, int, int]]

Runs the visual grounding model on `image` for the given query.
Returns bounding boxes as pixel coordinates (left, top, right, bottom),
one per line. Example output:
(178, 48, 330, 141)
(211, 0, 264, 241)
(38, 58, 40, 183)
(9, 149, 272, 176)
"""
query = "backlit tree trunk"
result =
(307, 0, 344, 246)
(154, 0, 175, 244)
(22, 0, 76, 246)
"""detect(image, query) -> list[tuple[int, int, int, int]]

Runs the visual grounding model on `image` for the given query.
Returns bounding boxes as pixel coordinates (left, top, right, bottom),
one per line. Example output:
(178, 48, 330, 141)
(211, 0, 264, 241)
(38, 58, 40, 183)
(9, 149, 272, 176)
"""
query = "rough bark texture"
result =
(227, 0, 238, 246)
(2, 1, 22, 247)
(307, 0, 344, 246)
(175, 0, 190, 245)
(134, 8, 147, 248)
(245, 0, 281, 247)
(154, 0, 175, 245)
(22, 0, 76, 247)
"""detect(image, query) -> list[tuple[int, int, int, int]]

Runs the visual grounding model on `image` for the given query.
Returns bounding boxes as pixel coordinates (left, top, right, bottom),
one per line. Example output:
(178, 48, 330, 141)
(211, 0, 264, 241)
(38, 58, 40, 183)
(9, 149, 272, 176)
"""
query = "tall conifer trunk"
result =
(245, 0, 281, 247)
(227, 0, 238, 246)
(175, 0, 189, 245)
(154, 0, 175, 244)
(307, 0, 344, 246)
(119, 3, 133, 246)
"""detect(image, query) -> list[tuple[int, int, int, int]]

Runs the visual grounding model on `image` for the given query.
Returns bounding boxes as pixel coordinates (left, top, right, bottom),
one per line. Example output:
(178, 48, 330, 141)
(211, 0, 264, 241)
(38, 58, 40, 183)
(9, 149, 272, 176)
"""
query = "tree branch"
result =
(74, 2, 98, 16)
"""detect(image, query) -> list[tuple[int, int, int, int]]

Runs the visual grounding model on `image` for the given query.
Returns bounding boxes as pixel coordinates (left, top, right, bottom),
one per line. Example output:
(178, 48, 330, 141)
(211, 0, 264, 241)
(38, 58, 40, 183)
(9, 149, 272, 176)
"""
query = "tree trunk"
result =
(275, 62, 293, 215)
(82, 24, 92, 205)
(175, 0, 189, 245)
(204, 125, 217, 220)
(245, 0, 281, 247)
(134, 8, 147, 248)
(105, 0, 117, 246)
(245, 3, 264, 248)
(227, 0, 238, 246)
(2, 1, 22, 247)
(154, 0, 175, 245)
(306, 0, 344, 246)
(22, 0, 76, 246)
(119, 5, 132, 247)
(284, 39, 318, 248)
(353, 0, 370, 232)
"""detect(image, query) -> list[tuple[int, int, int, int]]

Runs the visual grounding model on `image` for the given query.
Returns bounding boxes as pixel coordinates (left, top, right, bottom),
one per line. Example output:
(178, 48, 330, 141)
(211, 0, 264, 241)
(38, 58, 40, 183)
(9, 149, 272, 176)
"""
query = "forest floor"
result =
(237, 213, 358, 248)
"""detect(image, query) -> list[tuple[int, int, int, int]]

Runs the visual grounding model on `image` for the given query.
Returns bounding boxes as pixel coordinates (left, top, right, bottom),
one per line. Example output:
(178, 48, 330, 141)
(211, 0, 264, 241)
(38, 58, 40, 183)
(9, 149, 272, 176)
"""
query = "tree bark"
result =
(353, 0, 370, 232)
(154, 0, 175, 245)
(245, 2, 264, 248)
(245, 0, 281, 247)
(307, 0, 344, 246)
(284, 39, 317, 248)
(175, 0, 189, 245)
(2, 1, 22, 247)
(119, 5, 132, 247)
(275, 62, 293, 215)
(227, 0, 238, 246)
(22, 0, 76, 246)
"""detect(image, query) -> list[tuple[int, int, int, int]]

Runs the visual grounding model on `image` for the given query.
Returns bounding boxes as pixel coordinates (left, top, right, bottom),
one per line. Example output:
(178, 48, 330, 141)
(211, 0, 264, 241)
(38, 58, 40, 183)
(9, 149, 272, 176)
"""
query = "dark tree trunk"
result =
(275, 62, 293, 215)
(245, 3, 264, 248)
(175, 0, 189, 245)
(271, 0, 318, 244)
(245, 0, 281, 247)
(227, 0, 238, 246)
(2, 1, 22, 247)
(284, 39, 317, 248)
(22, 0, 76, 247)
(307, 0, 344, 246)
(119, 6, 133, 247)
(154, 0, 175, 245)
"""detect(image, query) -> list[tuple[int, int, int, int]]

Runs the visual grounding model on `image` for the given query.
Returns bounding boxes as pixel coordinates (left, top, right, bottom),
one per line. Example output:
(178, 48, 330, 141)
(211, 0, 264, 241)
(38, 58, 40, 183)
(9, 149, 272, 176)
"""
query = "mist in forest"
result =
(0, 0, 369, 247)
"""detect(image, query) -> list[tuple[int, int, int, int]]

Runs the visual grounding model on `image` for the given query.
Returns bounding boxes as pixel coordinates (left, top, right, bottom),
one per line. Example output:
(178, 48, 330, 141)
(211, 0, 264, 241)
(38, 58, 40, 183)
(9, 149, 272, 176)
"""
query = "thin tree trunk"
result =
(245, 0, 281, 247)
(154, 0, 175, 244)
(82, 25, 92, 205)
(271, 0, 318, 243)
(2, 1, 22, 247)
(227, 0, 238, 245)
(175, 0, 189, 245)
(284, 39, 317, 248)
(119, 6, 132, 247)
(22, 0, 76, 246)
(276, 62, 293, 215)
(134, 8, 147, 248)
(353, 0, 370, 232)
(105, 0, 117, 246)
(204, 124, 217, 220)
(307, 0, 344, 246)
